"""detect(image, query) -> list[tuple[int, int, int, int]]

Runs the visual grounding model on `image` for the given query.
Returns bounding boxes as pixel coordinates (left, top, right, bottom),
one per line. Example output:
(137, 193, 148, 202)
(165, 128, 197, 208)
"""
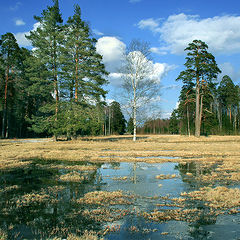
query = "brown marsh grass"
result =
(0, 135, 239, 238)
(0, 135, 239, 182)
(77, 190, 134, 206)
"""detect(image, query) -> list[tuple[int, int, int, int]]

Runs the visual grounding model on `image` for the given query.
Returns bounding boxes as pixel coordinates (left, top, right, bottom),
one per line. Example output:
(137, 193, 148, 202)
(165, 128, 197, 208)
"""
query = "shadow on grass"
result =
(82, 136, 148, 142)
(0, 159, 103, 239)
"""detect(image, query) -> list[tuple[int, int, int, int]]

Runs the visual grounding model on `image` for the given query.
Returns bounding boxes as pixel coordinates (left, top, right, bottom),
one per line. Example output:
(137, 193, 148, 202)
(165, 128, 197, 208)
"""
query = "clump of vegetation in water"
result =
(59, 171, 85, 182)
(112, 176, 128, 181)
(155, 174, 177, 179)
(142, 208, 201, 223)
(81, 208, 129, 222)
(66, 231, 104, 240)
(182, 186, 240, 209)
(49, 164, 98, 171)
(14, 186, 65, 208)
(77, 191, 134, 206)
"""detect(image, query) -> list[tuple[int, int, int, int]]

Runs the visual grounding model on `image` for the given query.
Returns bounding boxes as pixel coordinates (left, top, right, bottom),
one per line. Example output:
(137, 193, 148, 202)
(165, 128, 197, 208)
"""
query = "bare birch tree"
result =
(120, 40, 161, 141)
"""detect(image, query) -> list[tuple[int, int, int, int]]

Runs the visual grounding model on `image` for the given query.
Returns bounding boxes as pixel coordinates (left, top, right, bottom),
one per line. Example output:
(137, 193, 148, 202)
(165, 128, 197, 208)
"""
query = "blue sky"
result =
(1, 0, 240, 118)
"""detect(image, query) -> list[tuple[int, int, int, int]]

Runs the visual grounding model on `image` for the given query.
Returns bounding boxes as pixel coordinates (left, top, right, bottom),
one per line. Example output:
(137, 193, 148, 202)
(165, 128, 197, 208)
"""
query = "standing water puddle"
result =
(0, 159, 239, 239)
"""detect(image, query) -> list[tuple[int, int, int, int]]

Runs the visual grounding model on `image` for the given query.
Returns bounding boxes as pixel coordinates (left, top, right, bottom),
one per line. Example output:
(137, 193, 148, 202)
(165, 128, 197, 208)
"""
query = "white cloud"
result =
(162, 84, 180, 90)
(162, 112, 172, 119)
(151, 63, 175, 83)
(137, 14, 240, 55)
(137, 18, 161, 32)
(150, 47, 167, 55)
(106, 99, 115, 105)
(96, 36, 126, 72)
(14, 22, 40, 47)
(15, 19, 25, 26)
(108, 73, 124, 86)
(14, 32, 31, 46)
(175, 101, 180, 109)
(93, 29, 104, 36)
(96, 36, 174, 87)
(219, 62, 240, 82)
(10, 2, 22, 11)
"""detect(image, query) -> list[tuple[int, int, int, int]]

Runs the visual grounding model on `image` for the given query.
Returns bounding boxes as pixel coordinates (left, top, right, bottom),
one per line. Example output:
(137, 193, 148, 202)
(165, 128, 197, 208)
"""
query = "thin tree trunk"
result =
(54, 78, 59, 116)
(2, 106, 6, 139)
(133, 88, 137, 141)
(5, 116, 9, 138)
(217, 103, 222, 133)
(53, 37, 59, 121)
(104, 108, 107, 136)
(75, 55, 78, 102)
(2, 67, 9, 138)
(195, 78, 201, 137)
(187, 104, 190, 137)
(199, 94, 203, 128)
(234, 108, 237, 133)
(229, 106, 232, 123)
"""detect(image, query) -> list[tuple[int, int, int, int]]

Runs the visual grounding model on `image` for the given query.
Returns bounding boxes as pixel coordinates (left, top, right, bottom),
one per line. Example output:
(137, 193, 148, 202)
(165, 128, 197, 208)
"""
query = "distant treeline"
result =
(137, 119, 170, 134)
(138, 73, 240, 136)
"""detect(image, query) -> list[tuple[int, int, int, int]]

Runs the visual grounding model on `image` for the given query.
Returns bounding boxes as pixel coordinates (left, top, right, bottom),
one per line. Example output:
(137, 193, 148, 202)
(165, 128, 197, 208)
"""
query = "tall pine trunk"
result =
(54, 75, 59, 117)
(2, 67, 9, 138)
(75, 51, 79, 102)
(195, 77, 201, 137)
(187, 104, 190, 137)
(217, 103, 222, 133)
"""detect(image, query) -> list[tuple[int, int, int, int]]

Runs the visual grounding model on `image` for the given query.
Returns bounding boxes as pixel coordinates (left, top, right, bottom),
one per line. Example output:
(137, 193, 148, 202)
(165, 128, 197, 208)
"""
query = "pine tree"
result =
(169, 110, 180, 134)
(127, 117, 134, 135)
(23, 48, 54, 137)
(110, 101, 126, 135)
(56, 4, 108, 138)
(0, 33, 20, 138)
(218, 75, 239, 133)
(177, 40, 221, 137)
(26, 0, 64, 138)
(177, 80, 195, 135)
(61, 4, 108, 104)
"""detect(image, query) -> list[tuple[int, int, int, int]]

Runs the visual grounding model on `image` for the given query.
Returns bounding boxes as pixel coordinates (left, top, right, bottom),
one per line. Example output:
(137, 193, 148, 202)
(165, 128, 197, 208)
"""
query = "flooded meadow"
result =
(0, 135, 240, 239)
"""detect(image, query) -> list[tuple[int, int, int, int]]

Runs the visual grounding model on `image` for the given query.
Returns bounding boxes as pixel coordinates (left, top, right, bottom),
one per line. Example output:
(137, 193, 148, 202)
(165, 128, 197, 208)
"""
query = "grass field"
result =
(1, 134, 239, 181)
(1, 134, 240, 163)
(0, 135, 239, 239)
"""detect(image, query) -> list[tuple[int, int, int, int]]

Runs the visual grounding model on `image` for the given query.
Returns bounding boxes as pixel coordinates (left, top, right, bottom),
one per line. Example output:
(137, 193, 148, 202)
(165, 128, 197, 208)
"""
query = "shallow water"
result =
(0, 159, 239, 239)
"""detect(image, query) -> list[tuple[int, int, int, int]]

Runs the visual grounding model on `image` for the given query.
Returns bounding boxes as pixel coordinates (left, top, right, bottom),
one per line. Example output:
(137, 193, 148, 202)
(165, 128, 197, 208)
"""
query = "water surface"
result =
(0, 159, 239, 239)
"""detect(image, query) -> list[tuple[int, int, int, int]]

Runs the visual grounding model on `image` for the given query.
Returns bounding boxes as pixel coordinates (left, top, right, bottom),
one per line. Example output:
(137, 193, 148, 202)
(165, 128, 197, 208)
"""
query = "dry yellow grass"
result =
(59, 171, 85, 182)
(182, 186, 240, 209)
(142, 208, 201, 222)
(0, 135, 240, 170)
(67, 231, 104, 240)
(77, 190, 133, 206)
(155, 174, 177, 179)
